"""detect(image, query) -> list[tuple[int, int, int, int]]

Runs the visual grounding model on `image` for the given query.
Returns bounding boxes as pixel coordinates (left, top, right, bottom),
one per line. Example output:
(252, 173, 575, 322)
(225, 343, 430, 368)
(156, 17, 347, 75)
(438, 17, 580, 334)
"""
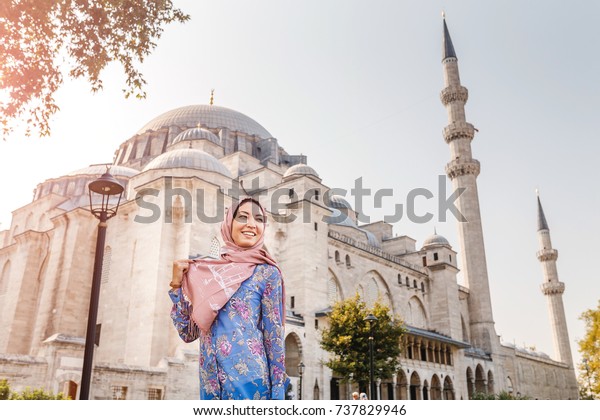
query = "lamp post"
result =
(79, 169, 123, 400)
(365, 313, 378, 400)
(298, 361, 305, 400)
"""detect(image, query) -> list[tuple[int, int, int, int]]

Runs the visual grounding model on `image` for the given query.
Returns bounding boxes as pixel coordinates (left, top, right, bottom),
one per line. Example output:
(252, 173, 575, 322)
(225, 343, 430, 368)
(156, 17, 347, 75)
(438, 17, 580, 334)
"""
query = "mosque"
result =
(0, 19, 578, 399)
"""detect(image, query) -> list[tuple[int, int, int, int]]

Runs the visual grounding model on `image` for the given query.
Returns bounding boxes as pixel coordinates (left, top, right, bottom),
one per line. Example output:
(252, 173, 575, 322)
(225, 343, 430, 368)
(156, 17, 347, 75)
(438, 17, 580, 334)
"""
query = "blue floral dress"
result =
(169, 264, 288, 399)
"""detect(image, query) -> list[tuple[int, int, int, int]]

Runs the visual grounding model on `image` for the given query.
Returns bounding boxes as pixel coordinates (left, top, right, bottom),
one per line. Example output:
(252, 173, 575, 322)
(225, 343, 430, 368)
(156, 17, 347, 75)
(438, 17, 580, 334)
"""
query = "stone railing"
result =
(328, 230, 427, 275)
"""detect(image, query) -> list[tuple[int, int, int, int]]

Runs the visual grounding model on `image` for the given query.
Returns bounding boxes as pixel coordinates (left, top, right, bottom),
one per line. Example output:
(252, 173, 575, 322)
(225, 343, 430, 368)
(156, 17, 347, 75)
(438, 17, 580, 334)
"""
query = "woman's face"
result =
(231, 201, 265, 248)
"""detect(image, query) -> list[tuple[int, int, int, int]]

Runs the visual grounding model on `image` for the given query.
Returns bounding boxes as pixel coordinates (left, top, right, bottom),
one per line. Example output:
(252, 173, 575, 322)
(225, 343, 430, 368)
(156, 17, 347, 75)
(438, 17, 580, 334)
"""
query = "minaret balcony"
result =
(541, 281, 565, 295)
(442, 121, 475, 143)
(440, 85, 469, 106)
(445, 157, 480, 179)
(537, 248, 558, 262)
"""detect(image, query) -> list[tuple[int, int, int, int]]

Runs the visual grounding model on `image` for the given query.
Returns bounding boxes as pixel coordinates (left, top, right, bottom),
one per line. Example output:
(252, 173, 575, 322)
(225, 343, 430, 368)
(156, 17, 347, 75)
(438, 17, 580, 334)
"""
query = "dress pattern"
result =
(170, 264, 288, 399)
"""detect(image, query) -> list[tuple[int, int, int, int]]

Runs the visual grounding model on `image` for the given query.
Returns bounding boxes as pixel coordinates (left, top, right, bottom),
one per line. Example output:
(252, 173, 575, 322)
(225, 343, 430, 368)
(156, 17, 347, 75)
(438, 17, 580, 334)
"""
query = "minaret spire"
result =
(209, 89, 215, 105)
(440, 17, 497, 354)
(442, 15, 457, 61)
(536, 193, 573, 366)
(536, 190, 549, 231)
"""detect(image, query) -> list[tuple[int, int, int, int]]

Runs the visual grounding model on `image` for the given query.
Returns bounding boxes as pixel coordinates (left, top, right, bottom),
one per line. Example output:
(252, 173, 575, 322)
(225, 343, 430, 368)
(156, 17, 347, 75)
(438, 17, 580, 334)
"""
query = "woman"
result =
(169, 198, 288, 399)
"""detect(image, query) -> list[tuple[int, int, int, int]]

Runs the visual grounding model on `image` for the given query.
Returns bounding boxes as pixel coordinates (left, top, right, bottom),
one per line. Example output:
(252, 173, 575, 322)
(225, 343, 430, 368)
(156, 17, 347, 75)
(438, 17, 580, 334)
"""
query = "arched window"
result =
(334, 250, 340, 264)
(345, 255, 351, 268)
(405, 276, 410, 287)
(398, 274, 402, 285)
(413, 280, 417, 289)
(420, 282, 425, 293)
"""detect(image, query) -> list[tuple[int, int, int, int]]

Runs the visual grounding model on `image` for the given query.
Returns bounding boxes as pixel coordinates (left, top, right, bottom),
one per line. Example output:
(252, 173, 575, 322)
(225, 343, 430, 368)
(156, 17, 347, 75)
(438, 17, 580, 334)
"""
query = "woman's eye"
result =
(255, 216, 265, 223)
(236, 215, 248, 223)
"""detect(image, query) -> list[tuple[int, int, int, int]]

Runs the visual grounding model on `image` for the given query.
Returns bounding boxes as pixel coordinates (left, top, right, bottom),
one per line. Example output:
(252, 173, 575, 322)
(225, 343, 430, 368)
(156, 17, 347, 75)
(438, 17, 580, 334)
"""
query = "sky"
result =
(1, 1, 599, 373)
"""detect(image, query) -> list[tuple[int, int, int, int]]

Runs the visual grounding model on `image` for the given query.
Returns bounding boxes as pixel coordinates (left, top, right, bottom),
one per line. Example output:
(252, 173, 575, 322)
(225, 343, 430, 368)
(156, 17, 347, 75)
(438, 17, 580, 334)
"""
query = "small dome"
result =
(422, 233, 451, 249)
(143, 149, 232, 177)
(325, 207, 356, 227)
(171, 127, 221, 146)
(361, 229, 381, 248)
(67, 164, 140, 178)
(283, 163, 320, 180)
(328, 194, 353, 210)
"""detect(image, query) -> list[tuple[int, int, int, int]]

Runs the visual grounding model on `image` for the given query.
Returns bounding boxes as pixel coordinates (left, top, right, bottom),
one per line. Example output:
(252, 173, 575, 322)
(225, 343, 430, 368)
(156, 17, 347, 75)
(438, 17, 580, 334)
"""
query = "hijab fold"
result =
(181, 198, 283, 332)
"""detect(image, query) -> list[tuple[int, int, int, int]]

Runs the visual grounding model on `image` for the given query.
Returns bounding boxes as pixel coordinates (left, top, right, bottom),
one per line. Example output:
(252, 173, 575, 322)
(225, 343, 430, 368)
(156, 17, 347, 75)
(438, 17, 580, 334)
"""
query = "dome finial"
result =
(209, 89, 215, 105)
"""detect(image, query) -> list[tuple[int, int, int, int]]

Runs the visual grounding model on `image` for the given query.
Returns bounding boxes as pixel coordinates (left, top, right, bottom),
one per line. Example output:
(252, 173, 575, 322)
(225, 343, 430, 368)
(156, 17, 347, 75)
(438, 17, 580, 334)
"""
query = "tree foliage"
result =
(319, 293, 406, 388)
(471, 390, 530, 400)
(578, 299, 600, 399)
(0, 0, 189, 139)
(0, 379, 69, 400)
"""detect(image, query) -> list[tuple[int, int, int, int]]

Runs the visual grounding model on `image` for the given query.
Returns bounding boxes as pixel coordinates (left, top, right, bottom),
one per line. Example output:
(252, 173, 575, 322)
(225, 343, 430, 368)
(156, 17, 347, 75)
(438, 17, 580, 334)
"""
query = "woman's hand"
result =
(171, 259, 194, 289)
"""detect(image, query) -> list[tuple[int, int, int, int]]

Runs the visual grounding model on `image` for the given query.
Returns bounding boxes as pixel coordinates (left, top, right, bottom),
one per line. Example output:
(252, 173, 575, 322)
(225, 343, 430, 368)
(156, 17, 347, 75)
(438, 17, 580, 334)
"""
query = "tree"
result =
(0, 0, 189, 139)
(578, 299, 600, 400)
(0, 379, 69, 400)
(319, 293, 406, 390)
(471, 390, 530, 400)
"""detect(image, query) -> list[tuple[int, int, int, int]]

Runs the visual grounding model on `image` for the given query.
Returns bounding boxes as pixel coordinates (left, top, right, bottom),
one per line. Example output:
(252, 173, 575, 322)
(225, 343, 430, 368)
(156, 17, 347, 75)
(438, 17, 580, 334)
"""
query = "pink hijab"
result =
(181, 198, 283, 332)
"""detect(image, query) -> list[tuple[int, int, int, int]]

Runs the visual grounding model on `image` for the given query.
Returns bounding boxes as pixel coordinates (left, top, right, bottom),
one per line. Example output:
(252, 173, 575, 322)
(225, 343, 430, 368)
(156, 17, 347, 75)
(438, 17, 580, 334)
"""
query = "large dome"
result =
(136, 105, 272, 139)
(143, 149, 232, 177)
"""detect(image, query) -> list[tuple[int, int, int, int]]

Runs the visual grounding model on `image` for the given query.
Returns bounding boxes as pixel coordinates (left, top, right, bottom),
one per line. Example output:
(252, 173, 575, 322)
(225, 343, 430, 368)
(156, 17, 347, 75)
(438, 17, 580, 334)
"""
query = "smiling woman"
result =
(231, 201, 266, 248)
(168, 197, 289, 400)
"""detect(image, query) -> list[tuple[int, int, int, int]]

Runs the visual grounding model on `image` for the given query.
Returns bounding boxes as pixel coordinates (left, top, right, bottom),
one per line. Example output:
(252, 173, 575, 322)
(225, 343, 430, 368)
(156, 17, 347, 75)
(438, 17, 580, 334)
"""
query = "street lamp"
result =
(364, 313, 378, 400)
(298, 361, 305, 400)
(79, 169, 124, 400)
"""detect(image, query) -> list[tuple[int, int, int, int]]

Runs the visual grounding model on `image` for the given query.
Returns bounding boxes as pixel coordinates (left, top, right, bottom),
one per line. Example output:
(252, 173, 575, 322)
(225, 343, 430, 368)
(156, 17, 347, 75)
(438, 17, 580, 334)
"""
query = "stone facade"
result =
(0, 20, 578, 400)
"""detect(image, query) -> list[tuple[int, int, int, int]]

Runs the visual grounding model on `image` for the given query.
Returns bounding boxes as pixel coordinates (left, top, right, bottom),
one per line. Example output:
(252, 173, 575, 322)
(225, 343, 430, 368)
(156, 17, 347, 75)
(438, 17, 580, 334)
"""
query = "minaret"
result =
(536, 193, 573, 366)
(440, 17, 497, 354)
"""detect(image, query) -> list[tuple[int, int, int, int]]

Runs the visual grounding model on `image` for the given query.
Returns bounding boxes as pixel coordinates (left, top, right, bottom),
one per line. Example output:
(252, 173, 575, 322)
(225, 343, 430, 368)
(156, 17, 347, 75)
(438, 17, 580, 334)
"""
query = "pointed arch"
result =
(506, 376, 514, 395)
(422, 379, 429, 400)
(327, 270, 342, 305)
(361, 270, 393, 313)
(487, 370, 495, 394)
(409, 371, 422, 400)
(407, 296, 427, 329)
(443, 376, 455, 400)
(0, 260, 10, 296)
(313, 379, 320, 400)
(430, 374, 442, 400)
(25, 212, 35, 230)
(285, 332, 303, 377)
(396, 370, 408, 400)
(466, 367, 475, 399)
(475, 364, 486, 394)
